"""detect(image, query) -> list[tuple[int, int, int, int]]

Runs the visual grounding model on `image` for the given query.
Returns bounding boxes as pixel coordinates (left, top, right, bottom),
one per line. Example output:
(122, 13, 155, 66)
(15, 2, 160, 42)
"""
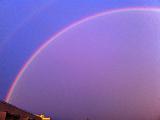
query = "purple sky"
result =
(1, 0, 160, 100)
(7, 9, 160, 120)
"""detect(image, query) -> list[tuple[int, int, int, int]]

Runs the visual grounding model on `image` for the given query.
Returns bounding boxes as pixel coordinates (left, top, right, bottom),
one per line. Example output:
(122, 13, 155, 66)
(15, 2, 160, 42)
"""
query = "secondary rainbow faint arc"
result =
(5, 7, 160, 102)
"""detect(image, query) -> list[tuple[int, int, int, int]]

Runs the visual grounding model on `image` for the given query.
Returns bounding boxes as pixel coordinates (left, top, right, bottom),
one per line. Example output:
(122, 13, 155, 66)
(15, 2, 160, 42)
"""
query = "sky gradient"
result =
(7, 9, 160, 120)
(1, 0, 160, 100)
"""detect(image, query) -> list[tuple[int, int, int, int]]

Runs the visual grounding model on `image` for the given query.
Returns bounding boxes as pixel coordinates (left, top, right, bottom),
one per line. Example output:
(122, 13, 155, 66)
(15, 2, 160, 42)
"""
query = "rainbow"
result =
(6, 7, 160, 102)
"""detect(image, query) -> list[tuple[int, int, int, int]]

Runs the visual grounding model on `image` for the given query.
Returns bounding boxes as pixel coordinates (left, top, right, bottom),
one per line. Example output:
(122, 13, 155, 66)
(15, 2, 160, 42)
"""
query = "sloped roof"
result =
(0, 100, 41, 120)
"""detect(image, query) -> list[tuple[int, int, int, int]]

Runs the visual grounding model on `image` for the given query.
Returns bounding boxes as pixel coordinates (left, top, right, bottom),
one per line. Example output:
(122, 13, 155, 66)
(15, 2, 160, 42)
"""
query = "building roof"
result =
(0, 100, 42, 120)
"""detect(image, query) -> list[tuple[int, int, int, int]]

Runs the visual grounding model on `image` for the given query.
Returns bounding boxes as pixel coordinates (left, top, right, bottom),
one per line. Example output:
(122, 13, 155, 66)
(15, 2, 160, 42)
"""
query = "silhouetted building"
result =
(0, 100, 42, 120)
